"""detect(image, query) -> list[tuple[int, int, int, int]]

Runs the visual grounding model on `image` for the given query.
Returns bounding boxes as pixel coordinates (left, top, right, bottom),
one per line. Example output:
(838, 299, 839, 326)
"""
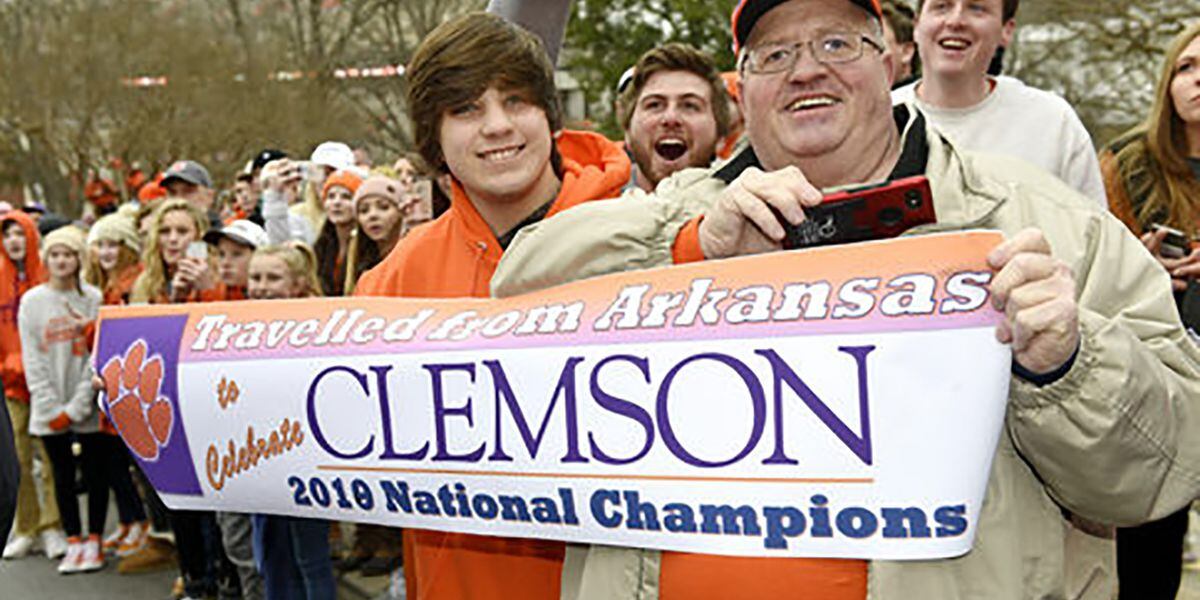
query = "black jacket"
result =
(0, 392, 19, 541)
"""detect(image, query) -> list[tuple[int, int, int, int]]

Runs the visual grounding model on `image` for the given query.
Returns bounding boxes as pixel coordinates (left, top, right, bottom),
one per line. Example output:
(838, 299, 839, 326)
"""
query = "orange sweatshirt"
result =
(0, 212, 46, 403)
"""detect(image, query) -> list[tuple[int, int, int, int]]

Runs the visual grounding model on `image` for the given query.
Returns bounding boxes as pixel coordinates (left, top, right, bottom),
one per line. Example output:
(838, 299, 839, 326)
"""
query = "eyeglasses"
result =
(741, 32, 885, 74)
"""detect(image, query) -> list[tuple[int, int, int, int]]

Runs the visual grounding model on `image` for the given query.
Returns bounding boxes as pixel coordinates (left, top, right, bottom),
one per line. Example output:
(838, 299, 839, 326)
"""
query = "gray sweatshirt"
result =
(18, 283, 102, 436)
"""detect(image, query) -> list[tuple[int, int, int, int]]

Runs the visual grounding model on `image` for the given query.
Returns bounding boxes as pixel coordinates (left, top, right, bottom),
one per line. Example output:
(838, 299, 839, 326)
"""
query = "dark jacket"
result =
(0, 392, 19, 541)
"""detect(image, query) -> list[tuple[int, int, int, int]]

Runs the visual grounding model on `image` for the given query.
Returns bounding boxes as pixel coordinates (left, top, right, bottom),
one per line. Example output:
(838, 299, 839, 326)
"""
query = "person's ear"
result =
(736, 79, 747, 118)
(1000, 19, 1016, 48)
(881, 49, 896, 88)
(900, 42, 916, 70)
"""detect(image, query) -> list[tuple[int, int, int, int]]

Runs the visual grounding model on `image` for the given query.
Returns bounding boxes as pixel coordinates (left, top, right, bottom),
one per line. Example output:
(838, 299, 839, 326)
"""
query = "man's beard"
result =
(631, 138, 715, 189)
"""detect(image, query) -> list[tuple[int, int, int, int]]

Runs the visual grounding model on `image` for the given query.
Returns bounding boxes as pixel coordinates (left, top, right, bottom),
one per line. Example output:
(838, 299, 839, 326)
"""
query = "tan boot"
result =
(116, 536, 176, 574)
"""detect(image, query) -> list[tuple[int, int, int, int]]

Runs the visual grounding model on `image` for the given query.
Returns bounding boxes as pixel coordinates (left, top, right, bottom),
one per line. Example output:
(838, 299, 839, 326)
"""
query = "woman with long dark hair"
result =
(1103, 22, 1200, 264)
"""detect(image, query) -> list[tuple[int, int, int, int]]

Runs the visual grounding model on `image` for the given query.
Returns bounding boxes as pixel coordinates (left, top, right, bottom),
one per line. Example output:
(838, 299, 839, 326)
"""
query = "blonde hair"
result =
(84, 244, 140, 291)
(253, 242, 323, 298)
(294, 181, 326, 235)
(1121, 22, 1200, 234)
(130, 198, 209, 303)
(136, 199, 164, 229)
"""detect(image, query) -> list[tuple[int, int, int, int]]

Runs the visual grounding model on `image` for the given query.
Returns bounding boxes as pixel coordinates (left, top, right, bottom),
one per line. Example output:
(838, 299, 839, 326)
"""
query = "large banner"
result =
(95, 231, 1011, 560)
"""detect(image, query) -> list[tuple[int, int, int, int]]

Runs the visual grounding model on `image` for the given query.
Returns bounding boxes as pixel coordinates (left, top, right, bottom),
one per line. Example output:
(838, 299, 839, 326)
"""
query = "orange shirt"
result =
(668, 217, 867, 600)
(102, 265, 143, 306)
(662, 554, 865, 599)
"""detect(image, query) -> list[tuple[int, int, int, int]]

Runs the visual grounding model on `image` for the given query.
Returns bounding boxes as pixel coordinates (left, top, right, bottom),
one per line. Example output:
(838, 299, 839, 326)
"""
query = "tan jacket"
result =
(491, 112, 1200, 599)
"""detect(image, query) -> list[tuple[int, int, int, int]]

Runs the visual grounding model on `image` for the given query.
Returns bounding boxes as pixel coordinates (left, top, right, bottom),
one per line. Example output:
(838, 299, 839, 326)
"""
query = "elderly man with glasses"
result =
(489, 0, 1200, 598)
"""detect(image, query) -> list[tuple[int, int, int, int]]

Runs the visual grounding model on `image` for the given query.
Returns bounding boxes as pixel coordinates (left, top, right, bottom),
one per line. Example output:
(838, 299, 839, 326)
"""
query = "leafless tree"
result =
(1009, 0, 1191, 145)
(0, 0, 481, 216)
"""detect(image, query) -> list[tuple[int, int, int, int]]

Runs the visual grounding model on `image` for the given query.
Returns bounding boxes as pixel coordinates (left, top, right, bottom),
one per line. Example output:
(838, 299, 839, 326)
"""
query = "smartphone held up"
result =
(1150, 223, 1194, 259)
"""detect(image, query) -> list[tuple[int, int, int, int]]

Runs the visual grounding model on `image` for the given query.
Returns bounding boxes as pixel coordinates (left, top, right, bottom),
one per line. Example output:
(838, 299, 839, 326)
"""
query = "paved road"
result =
(0, 493, 394, 599)
(0, 541, 394, 600)
(0, 552, 176, 599)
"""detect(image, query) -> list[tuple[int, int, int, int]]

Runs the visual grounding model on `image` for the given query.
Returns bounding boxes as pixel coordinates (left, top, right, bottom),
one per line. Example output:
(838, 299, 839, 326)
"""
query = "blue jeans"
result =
(252, 515, 335, 600)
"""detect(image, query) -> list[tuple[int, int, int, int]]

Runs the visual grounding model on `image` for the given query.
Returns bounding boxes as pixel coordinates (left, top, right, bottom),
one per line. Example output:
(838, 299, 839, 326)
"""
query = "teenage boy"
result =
(619, 43, 731, 192)
(490, 0, 1200, 597)
(203, 220, 268, 300)
(231, 171, 259, 224)
(353, 12, 629, 599)
(891, 0, 1106, 204)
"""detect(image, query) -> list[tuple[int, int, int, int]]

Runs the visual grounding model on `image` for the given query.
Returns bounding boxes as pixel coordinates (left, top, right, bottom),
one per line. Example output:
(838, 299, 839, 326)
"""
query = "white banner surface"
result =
(96, 231, 1011, 560)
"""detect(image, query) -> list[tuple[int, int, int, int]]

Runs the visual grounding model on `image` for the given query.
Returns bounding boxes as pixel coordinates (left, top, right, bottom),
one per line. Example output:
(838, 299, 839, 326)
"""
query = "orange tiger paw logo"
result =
(101, 340, 173, 461)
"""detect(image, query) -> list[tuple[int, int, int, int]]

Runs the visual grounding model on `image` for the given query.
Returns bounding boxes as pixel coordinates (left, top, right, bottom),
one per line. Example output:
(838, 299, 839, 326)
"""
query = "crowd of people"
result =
(0, 142, 435, 599)
(0, 0, 1199, 599)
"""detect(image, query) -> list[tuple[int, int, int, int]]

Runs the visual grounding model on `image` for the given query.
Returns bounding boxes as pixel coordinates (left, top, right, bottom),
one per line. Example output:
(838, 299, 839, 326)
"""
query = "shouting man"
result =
(619, 43, 731, 192)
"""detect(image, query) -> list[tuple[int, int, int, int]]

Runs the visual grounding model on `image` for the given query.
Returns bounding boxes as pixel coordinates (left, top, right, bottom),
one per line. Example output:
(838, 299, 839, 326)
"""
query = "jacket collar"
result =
(444, 130, 631, 257)
(714, 104, 930, 184)
(448, 178, 505, 259)
(712, 102, 1010, 231)
(916, 102, 1011, 231)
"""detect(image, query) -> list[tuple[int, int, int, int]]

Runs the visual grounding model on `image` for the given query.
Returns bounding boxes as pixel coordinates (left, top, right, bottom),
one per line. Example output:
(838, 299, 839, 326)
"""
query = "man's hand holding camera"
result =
(698, 172, 1081, 376)
(698, 166, 823, 259)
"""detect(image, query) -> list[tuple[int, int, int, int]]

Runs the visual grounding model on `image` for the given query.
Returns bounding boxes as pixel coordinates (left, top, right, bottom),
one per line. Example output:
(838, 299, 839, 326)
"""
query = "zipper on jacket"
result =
(473, 241, 489, 295)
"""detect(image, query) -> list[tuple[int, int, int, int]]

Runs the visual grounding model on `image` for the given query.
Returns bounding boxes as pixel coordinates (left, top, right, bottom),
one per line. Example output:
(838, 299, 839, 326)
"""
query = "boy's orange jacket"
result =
(355, 130, 630, 299)
(353, 130, 629, 600)
(0, 212, 46, 403)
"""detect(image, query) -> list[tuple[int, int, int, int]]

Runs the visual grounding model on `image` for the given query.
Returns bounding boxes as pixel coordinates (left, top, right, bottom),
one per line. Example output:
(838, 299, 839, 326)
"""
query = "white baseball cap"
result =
(203, 220, 269, 249)
(310, 141, 356, 172)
